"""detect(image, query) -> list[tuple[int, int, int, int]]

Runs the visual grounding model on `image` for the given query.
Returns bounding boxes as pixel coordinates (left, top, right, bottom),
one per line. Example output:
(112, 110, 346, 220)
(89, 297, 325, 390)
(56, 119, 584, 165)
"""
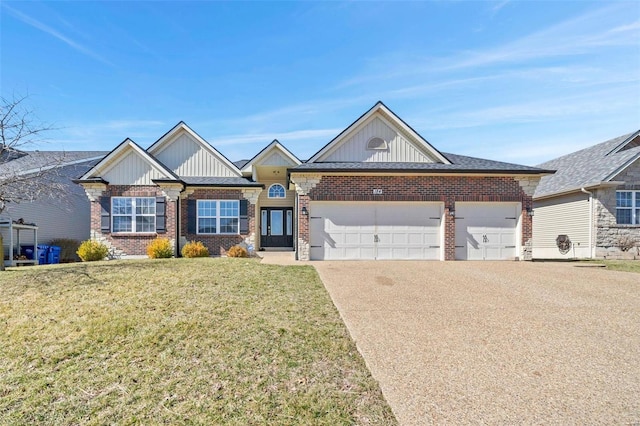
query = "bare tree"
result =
(0, 94, 67, 270)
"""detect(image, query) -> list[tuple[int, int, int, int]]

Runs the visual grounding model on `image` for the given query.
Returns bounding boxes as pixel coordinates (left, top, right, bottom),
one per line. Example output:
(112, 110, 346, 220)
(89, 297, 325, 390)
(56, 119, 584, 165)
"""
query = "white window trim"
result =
(268, 183, 286, 199)
(616, 190, 640, 225)
(111, 196, 156, 233)
(196, 199, 240, 235)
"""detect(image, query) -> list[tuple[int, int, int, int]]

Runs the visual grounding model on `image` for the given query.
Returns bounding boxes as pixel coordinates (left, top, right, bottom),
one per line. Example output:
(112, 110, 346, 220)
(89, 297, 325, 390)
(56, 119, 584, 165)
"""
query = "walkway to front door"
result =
(260, 207, 293, 248)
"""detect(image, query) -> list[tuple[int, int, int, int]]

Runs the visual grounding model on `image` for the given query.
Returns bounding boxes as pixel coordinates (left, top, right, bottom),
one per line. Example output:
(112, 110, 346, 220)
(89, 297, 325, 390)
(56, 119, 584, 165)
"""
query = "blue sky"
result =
(1, 1, 639, 166)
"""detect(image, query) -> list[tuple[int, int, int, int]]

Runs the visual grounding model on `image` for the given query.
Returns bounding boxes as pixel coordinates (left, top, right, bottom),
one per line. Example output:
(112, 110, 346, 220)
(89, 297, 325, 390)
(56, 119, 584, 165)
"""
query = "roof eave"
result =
(184, 183, 265, 188)
(289, 167, 553, 175)
(534, 181, 624, 200)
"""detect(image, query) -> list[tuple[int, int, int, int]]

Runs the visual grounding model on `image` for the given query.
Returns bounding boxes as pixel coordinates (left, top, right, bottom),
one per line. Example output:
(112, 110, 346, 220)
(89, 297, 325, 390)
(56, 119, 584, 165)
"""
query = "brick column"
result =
(444, 203, 456, 261)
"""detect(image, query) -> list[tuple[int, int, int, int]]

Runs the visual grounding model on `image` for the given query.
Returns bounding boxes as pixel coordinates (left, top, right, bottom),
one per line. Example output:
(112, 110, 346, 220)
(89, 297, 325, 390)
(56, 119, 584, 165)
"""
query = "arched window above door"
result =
(268, 183, 286, 198)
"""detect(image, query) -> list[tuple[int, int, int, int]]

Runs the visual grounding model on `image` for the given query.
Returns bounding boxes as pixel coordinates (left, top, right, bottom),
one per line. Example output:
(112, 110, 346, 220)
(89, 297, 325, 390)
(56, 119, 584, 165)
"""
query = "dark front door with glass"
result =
(261, 208, 293, 247)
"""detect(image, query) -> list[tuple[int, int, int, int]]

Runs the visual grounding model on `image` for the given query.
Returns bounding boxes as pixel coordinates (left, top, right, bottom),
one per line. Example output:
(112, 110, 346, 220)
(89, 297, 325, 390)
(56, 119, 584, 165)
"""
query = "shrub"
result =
(226, 245, 248, 258)
(147, 238, 173, 259)
(181, 241, 210, 258)
(48, 238, 81, 262)
(76, 240, 109, 262)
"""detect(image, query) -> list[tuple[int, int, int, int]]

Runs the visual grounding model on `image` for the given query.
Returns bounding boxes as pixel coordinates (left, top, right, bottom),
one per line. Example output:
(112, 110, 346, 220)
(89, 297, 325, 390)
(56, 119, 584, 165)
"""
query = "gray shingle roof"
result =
(534, 131, 640, 198)
(0, 151, 107, 179)
(290, 153, 551, 174)
(179, 176, 263, 187)
(233, 159, 250, 170)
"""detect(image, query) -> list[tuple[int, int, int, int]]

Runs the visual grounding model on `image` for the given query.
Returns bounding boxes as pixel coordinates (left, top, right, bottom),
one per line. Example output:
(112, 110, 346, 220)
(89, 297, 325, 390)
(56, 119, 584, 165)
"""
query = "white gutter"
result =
(581, 187, 595, 258)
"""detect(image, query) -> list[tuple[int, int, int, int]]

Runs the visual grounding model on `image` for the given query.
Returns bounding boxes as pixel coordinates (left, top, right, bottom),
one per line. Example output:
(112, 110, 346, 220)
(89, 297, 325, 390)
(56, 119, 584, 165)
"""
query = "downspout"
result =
(581, 187, 594, 258)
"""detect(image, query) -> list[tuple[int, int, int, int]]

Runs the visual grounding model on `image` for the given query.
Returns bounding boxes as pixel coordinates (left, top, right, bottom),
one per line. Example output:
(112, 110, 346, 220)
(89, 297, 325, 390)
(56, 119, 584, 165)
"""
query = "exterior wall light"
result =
(301, 206, 309, 216)
(448, 210, 455, 217)
(526, 207, 534, 216)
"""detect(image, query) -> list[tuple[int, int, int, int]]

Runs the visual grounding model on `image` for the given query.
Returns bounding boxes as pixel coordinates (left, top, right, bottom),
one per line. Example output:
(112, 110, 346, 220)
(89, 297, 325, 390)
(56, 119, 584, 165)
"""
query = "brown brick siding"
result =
(300, 175, 533, 260)
(91, 185, 177, 256)
(181, 189, 255, 256)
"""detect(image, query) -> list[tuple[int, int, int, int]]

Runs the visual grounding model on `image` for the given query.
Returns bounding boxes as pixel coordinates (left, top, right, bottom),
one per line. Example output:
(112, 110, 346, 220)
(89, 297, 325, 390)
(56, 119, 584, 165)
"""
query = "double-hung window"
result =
(197, 200, 239, 234)
(616, 191, 640, 225)
(112, 197, 156, 232)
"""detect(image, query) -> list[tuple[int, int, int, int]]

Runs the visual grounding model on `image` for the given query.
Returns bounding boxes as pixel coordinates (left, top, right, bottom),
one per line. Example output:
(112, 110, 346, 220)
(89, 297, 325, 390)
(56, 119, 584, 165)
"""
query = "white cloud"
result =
(2, 3, 114, 66)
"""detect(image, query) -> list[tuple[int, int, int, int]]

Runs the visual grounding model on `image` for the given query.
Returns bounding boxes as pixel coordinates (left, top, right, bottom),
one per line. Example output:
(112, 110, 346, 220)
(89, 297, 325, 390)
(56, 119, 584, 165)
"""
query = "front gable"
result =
(308, 102, 451, 164)
(148, 122, 241, 178)
(240, 140, 301, 175)
(80, 139, 175, 185)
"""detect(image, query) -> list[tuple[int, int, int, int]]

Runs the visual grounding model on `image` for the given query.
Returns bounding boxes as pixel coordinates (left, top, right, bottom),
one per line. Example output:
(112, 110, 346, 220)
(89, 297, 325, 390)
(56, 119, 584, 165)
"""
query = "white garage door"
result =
(309, 202, 443, 260)
(455, 203, 520, 260)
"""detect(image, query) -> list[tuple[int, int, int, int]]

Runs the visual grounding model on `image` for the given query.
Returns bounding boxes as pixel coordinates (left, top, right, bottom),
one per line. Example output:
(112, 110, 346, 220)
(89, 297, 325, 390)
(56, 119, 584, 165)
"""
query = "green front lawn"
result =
(0, 259, 395, 425)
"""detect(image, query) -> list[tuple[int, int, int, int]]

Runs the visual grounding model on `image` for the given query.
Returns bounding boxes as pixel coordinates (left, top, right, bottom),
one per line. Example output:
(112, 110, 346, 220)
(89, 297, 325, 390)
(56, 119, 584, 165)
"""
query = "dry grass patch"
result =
(591, 260, 640, 273)
(0, 259, 395, 425)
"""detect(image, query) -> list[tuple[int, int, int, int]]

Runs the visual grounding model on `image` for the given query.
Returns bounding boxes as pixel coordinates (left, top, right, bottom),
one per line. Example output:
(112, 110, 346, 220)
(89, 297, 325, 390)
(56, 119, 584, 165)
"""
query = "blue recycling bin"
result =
(38, 245, 49, 265)
(48, 246, 61, 264)
(21, 245, 49, 264)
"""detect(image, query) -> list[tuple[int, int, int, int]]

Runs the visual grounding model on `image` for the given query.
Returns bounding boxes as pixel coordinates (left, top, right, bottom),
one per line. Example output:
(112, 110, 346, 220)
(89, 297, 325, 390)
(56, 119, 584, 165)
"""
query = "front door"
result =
(261, 208, 293, 247)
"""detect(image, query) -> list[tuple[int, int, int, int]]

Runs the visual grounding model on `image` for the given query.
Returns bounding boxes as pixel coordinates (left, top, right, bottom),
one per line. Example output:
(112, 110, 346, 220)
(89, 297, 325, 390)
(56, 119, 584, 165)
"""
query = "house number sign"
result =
(372, 189, 383, 195)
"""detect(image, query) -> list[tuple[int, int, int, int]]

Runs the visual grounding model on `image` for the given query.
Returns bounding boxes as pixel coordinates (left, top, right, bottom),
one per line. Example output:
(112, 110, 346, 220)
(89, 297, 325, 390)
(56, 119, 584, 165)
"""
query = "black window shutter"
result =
(187, 199, 197, 234)
(156, 196, 166, 233)
(100, 196, 111, 233)
(239, 199, 248, 234)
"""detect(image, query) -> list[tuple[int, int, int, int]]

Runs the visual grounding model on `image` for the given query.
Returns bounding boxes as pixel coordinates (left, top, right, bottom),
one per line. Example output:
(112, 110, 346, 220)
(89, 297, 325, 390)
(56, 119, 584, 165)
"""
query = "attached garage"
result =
(454, 202, 520, 260)
(309, 201, 443, 260)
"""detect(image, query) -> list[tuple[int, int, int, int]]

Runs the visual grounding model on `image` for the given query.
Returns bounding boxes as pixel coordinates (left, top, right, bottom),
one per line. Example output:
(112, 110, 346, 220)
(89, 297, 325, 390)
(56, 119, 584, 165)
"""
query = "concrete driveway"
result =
(312, 261, 640, 425)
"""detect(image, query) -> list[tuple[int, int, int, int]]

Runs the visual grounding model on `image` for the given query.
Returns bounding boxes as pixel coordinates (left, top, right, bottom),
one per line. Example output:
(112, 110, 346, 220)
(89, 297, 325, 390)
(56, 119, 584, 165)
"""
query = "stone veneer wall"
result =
(293, 174, 537, 261)
(594, 160, 640, 259)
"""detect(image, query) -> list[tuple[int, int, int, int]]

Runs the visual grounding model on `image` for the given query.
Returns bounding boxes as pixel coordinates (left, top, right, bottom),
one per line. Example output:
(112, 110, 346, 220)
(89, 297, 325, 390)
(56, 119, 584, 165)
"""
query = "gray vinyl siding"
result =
(321, 116, 436, 163)
(0, 163, 92, 245)
(153, 133, 239, 177)
(533, 192, 591, 259)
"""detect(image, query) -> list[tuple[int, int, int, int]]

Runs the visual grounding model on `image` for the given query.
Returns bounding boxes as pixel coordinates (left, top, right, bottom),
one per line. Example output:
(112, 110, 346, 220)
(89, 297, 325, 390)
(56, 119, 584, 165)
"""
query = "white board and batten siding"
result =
(533, 193, 591, 259)
(321, 117, 436, 163)
(153, 133, 238, 177)
(455, 203, 520, 260)
(101, 150, 167, 185)
(260, 151, 293, 167)
(309, 201, 444, 260)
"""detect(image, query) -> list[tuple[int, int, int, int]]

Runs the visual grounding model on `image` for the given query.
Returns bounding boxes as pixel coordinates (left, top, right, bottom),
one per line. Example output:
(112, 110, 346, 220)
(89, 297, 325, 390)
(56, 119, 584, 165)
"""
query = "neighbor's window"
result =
(197, 200, 239, 234)
(268, 183, 286, 198)
(616, 191, 640, 224)
(112, 197, 156, 233)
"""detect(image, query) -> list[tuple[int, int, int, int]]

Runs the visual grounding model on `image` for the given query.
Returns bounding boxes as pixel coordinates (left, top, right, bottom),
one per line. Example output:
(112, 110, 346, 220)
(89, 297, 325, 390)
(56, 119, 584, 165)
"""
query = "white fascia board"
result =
(606, 130, 640, 156)
(308, 102, 450, 164)
(80, 139, 136, 179)
(148, 123, 242, 177)
(241, 140, 301, 173)
(86, 140, 175, 180)
(376, 104, 451, 164)
(604, 152, 640, 182)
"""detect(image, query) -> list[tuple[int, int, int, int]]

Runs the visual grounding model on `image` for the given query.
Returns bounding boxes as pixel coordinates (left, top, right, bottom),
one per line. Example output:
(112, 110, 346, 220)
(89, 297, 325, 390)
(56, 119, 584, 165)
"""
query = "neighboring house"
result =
(76, 102, 552, 261)
(533, 131, 640, 259)
(1, 151, 106, 259)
